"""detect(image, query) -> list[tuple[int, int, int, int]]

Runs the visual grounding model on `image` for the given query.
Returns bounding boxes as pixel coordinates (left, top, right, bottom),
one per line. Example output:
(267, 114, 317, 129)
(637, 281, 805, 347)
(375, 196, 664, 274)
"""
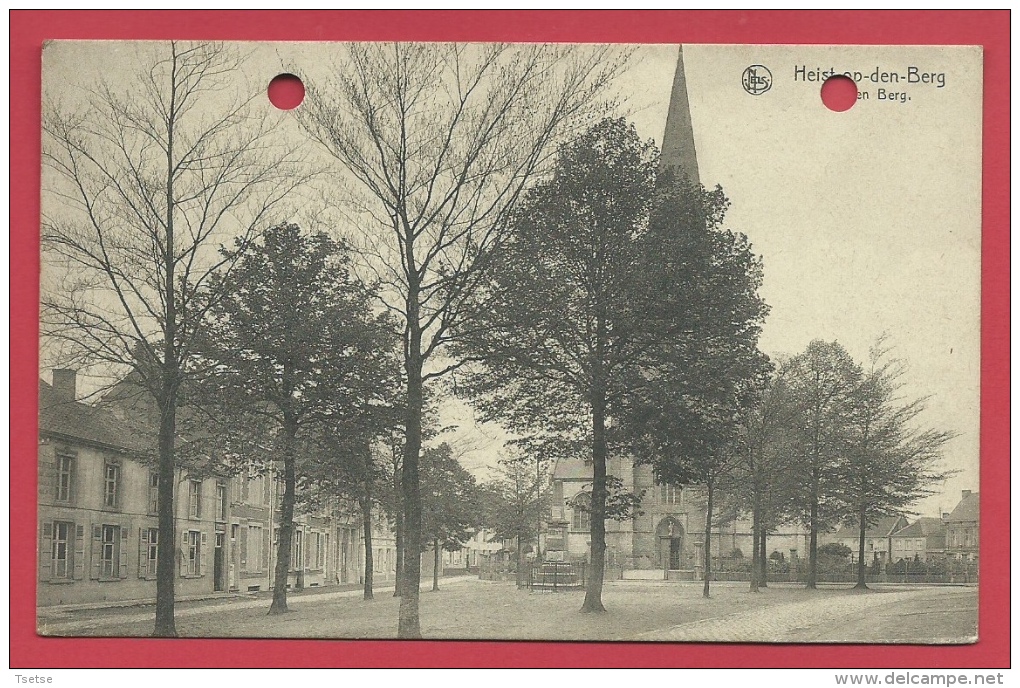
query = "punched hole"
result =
(821, 74, 858, 112)
(268, 73, 305, 110)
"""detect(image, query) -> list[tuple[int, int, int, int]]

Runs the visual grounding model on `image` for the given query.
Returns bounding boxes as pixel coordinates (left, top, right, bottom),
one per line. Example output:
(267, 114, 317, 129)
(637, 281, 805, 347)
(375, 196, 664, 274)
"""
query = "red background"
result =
(10, 10, 1009, 669)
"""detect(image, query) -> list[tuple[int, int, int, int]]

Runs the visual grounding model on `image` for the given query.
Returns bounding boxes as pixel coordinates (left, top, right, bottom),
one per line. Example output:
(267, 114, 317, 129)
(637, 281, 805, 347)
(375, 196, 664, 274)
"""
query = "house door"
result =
(214, 531, 225, 592)
(669, 537, 683, 570)
(340, 528, 349, 583)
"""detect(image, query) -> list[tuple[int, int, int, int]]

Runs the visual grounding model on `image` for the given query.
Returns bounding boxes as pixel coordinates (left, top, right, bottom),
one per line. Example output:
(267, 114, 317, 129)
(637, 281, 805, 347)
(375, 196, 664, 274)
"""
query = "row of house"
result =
(38, 370, 485, 608)
(829, 490, 980, 564)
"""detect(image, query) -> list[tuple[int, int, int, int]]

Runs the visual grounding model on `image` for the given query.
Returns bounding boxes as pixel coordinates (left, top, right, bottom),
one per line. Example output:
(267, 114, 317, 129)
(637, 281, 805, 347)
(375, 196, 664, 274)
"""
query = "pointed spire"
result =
(659, 45, 700, 187)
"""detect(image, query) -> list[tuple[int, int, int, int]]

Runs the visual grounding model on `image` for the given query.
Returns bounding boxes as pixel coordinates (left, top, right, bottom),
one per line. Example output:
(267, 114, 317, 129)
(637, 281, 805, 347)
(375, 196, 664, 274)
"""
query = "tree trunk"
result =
(580, 391, 608, 613)
(703, 479, 714, 599)
(153, 382, 178, 637)
(515, 535, 525, 589)
(361, 494, 374, 600)
(759, 528, 768, 588)
(806, 469, 819, 589)
(269, 420, 297, 614)
(398, 351, 424, 638)
(432, 538, 440, 591)
(855, 507, 869, 590)
(749, 498, 760, 593)
(153, 97, 179, 637)
(535, 458, 543, 562)
(393, 463, 403, 597)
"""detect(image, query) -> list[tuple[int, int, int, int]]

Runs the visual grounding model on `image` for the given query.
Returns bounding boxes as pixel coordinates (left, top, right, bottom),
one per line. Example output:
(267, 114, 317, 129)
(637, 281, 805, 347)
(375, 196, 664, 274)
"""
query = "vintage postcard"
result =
(37, 41, 980, 643)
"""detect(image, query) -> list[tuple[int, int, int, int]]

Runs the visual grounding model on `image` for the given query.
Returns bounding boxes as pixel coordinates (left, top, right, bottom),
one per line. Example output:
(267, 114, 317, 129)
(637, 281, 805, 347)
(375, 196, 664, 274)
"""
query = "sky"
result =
(41, 41, 982, 517)
(446, 44, 983, 516)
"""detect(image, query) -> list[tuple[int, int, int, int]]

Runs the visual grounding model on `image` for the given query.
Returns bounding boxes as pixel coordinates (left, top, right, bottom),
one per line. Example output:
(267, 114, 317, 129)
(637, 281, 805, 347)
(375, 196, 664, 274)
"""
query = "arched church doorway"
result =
(655, 517, 685, 571)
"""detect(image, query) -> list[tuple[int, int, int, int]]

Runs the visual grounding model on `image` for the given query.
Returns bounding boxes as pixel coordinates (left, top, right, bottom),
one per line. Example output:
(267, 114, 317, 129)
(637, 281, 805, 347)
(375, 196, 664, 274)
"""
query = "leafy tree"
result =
(302, 417, 400, 601)
(783, 340, 862, 589)
(726, 360, 800, 591)
(420, 443, 483, 591)
(479, 456, 550, 588)
(818, 542, 852, 558)
(41, 41, 307, 636)
(834, 339, 955, 589)
(455, 118, 658, 613)
(300, 43, 628, 639)
(619, 176, 769, 600)
(198, 223, 398, 614)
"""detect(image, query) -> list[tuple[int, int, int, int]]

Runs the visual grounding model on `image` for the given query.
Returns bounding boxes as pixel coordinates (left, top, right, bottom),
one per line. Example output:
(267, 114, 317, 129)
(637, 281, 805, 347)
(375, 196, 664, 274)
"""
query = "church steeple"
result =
(659, 45, 700, 187)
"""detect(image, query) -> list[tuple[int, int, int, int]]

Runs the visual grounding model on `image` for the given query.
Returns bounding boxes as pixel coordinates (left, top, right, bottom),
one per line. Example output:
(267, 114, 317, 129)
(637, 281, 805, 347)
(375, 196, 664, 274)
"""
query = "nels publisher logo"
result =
(742, 65, 773, 95)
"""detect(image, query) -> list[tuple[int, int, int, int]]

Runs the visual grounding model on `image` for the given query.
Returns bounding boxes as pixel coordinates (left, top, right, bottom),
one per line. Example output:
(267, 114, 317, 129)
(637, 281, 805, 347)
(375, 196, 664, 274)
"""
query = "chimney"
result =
(52, 369, 77, 403)
(961, 489, 972, 499)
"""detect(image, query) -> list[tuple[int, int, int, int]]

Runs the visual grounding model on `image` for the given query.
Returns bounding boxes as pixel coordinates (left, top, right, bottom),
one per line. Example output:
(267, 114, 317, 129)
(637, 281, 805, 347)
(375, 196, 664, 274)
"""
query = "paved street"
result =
(633, 585, 976, 643)
(38, 578, 977, 643)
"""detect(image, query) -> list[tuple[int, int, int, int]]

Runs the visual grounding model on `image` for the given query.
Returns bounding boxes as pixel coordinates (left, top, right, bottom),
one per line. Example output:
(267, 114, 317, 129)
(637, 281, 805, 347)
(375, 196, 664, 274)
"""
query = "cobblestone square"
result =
(39, 578, 977, 643)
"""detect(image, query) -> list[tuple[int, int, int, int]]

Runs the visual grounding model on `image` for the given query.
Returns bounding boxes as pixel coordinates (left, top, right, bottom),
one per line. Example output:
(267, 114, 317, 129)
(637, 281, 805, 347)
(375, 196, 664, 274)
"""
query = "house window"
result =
(56, 454, 74, 503)
(146, 528, 159, 575)
(103, 463, 120, 509)
(291, 529, 303, 570)
(186, 530, 201, 575)
(570, 493, 591, 532)
(189, 480, 202, 519)
(312, 532, 326, 570)
(148, 472, 160, 515)
(100, 524, 118, 578)
(216, 483, 227, 521)
(249, 474, 265, 506)
(248, 525, 263, 573)
(51, 521, 73, 579)
(660, 484, 682, 505)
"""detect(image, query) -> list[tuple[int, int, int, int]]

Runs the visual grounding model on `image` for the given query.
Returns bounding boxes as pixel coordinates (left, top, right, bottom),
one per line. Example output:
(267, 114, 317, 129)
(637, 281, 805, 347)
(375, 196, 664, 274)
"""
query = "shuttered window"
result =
(146, 528, 158, 576)
(52, 521, 72, 578)
(186, 530, 201, 575)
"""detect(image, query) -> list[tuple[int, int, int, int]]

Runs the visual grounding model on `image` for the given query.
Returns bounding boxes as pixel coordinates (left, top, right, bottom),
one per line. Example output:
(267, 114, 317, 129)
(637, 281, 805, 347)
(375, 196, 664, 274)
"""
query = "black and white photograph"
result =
(37, 41, 981, 644)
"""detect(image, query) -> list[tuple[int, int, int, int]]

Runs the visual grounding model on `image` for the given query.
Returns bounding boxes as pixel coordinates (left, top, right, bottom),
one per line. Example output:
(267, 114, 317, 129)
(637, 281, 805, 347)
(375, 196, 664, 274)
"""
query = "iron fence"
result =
(529, 561, 587, 591)
(708, 556, 977, 585)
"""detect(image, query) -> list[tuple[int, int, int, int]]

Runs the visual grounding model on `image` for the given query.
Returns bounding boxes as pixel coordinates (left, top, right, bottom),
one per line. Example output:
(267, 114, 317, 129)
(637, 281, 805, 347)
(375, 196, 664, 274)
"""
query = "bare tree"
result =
(41, 41, 308, 636)
(784, 340, 862, 589)
(300, 42, 628, 638)
(835, 338, 955, 589)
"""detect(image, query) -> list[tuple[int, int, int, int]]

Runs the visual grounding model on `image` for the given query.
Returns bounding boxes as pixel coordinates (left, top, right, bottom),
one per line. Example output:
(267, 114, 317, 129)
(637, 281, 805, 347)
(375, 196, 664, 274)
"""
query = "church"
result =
(546, 454, 809, 579)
